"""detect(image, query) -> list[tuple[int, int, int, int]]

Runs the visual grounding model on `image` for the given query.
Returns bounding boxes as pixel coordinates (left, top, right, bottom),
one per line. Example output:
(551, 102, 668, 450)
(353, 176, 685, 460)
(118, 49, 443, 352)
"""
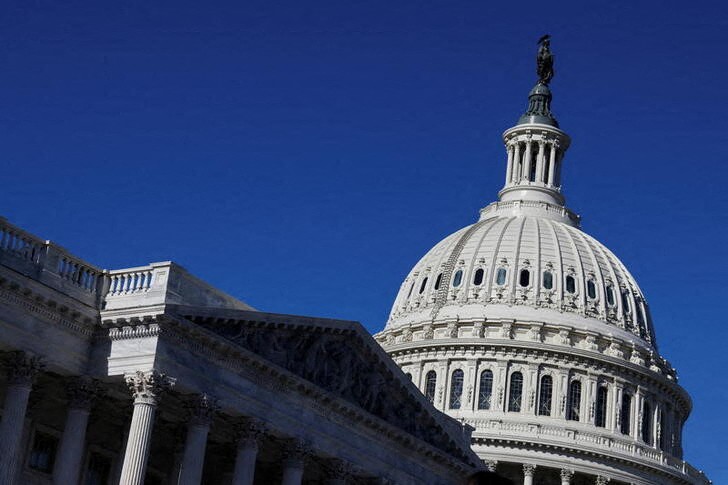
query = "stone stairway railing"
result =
(0, 217, 252, 313)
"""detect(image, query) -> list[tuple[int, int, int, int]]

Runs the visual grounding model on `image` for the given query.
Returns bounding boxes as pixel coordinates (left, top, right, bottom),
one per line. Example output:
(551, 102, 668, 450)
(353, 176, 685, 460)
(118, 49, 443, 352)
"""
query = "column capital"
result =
(483, 459, 498, 472)
(66, 377, 103, 411)
(326, 458, 353, 480)
(6, 351, 44, 387)
(186, 393, 218, 426)
(560, 468, 574, 481)
(595, 476, 610, 485)
(125, 370, 175, 405)
(523, 463, 537, 477)
(282, 438, 311, 468)
(235, 417, 266, 447)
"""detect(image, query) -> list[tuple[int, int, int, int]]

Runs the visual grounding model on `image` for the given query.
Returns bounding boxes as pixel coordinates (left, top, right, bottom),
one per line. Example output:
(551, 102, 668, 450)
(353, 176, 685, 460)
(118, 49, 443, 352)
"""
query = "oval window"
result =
(434, 273, 443, 290)
(543, 271, 553, 289)
(473, 268, 484, 286)
(419, 277, 428, 294)
(606, 285, 615, 306)
(496, 268, 507, 285)
(519, 269, 530, 287)
(587, 280, 596, 299)
(565, 275, 576, 294)
(452, 270, 463, 287)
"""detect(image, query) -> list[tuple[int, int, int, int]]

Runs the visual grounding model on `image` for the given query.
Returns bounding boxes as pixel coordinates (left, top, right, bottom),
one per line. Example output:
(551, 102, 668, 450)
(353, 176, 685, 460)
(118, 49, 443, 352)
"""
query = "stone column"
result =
(53, 378, 102, 485)
(522, 463, 536, 485)
(325, 458, 352, 485)
(595, 476, 610, 485)
(179, 394, 218, 485)
(547, 142, 558, 186)
(560, 469, 574, 485)
(231, 418, 265, 485)
(512, 143, 522, 182)
(535, 141, 545, 183)
(0, 352, 43, 485)
(522, 141, 533, 181)
(280, 439, 310, 485)
(119, 370, 175, 485)
(505, 144, 515, 185)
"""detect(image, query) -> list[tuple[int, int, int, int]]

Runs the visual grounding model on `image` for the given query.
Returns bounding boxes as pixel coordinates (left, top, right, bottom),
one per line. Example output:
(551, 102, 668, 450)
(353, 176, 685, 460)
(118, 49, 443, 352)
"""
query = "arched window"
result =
(566, 380, 581, 421)
(606, 285, 616, 306)
(407, 281, 415, 298)
(620, 393, 632, 435)
(473, 268, 484, 286)
(565, 275, 576, 294)
(478, 370, 493, 410)
(538, 375, 553, 416)
(508, 372, 523, 412)
(452, 270, 463, 287)
(659, 409, 667, 451)
(434, 273, 442, 290)
(419, 277, 428, 294)
(622, 291, 631, 313)
(496, 268, 507, 285)
(542, 271, 553, 290)
(587, 280, 597, 299)
(642, 401, 653, 445)
(595, 386, 608, 427)
(519, 269, 530, 287)
(636, 304, 647, 337)
(425, 371, 437, 403)
(449, 370, 464, 410)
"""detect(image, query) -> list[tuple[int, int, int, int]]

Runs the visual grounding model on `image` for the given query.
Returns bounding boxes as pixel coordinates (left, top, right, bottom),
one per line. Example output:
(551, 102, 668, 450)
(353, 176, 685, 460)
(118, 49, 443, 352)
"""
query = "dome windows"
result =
(496, 268, 507, 286)
(519, 269, 530, 287)
(620, 393, 632, 435)
(538, 375, 553, 416)
(641, 401, 653, 445)
(407, 281, 415, 298)
(434, 273, 443, 290)
(425, 371, 437, 403)
(478, 370, 493, 410)
(595, 386, 608, 428)
(419, 277, 428, 294)
(622, 290, 632, 313)
(473, 268, 485, 286)
(565, 275, 576, 294)
(606, 285, 616, 306)
(587, 280, 597, 299)
(449, 369, 464, 410)
(566, 380, 581, 421)
(508, 372, 523, 412)
(542, 271, 554, 290)
(452, 270, 463, 288)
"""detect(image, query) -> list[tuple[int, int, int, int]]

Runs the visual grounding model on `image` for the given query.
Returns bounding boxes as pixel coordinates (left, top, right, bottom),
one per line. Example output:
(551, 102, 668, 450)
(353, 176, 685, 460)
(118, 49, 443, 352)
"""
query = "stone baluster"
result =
(53, 378, 102, 485)
(119, 370, 175, 485)
(179, 394, 218, 485)
(231, 418, 266, 485)
(595, 476, 610, 485)
(0, 352, 43, 485)
(512, 143, 522, 183)
(505, 144, 515, 185)
(560, 468, 574, 485)
(522, 463, 536, 485)
(325, 458, 352, 485)
(280, 439, 310, 485)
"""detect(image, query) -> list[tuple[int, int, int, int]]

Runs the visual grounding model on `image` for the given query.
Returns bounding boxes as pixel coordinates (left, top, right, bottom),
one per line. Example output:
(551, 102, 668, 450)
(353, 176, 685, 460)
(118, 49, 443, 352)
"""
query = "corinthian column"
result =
(522, 463, 536, 485)
(0, 352, 43, 485)
(280, 439, 310, 485)
(595, 476, 610, 485)
(560, 468, 574, 485)
(178, 394, 218, 485)
(119, 370, 175, 485)
(53, 378, 102, 485)
(325, 458, 352, 485)
(231, 418, 265, 485)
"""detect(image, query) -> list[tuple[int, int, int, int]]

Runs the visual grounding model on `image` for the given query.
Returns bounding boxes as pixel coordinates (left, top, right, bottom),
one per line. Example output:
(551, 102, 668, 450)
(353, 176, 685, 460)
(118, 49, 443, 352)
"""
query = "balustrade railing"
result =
(108, 268, 154, 296)
(0, 219, 45, 264)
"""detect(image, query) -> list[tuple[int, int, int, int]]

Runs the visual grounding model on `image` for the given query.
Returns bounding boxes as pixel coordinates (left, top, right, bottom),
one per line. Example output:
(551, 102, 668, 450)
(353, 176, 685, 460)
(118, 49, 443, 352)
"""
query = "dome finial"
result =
(536, 34, 554, 85)
(518, 36, 558, 127)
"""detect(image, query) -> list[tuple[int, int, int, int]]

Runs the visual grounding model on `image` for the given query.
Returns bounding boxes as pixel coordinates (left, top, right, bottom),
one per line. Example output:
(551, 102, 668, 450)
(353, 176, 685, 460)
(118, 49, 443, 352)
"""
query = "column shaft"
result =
(53, 407, 91, 484)
(535, 142, 545, 183)
(178, 423, 210, 485)
(512, 143, 522, 182)
(505, 145, 514, 185)
(522, 142, 533, 181)
(281, 461, 304, 485)
(119, 402, 157, 485)
(0, 383, 32, 484)
(547, 143, 557, 185)
(231, 442, 258, 485)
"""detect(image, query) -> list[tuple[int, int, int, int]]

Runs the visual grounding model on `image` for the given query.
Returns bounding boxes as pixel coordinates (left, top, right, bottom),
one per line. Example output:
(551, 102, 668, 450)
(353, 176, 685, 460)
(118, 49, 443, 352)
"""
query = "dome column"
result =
(560, 469, 574, 485)
(535, 141, 546, 183)
(505, 144, 515, 185)
(512, 143, 522, 182)
(522, 463, 536, 485)
(522, 139, 533, 182)
(547, 141, 558, 186)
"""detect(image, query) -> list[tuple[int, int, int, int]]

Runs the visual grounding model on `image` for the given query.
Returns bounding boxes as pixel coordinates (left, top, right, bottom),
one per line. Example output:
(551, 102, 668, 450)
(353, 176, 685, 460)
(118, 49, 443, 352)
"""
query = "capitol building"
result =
(0, 41, 711, 485)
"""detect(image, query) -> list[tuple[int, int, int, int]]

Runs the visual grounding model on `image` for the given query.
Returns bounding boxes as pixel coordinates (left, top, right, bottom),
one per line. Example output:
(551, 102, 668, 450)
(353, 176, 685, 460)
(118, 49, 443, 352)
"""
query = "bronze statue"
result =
(536, 34, 554, 85)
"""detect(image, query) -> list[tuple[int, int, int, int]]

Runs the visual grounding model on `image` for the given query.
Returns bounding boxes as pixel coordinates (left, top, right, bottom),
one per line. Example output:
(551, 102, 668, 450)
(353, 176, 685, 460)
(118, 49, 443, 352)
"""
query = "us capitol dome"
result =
(375, 39, 710, 485)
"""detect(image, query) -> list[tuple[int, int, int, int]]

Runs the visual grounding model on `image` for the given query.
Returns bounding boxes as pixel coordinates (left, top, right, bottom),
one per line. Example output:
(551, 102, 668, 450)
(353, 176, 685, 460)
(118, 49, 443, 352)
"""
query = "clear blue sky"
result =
(1, 0, 725, 479)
